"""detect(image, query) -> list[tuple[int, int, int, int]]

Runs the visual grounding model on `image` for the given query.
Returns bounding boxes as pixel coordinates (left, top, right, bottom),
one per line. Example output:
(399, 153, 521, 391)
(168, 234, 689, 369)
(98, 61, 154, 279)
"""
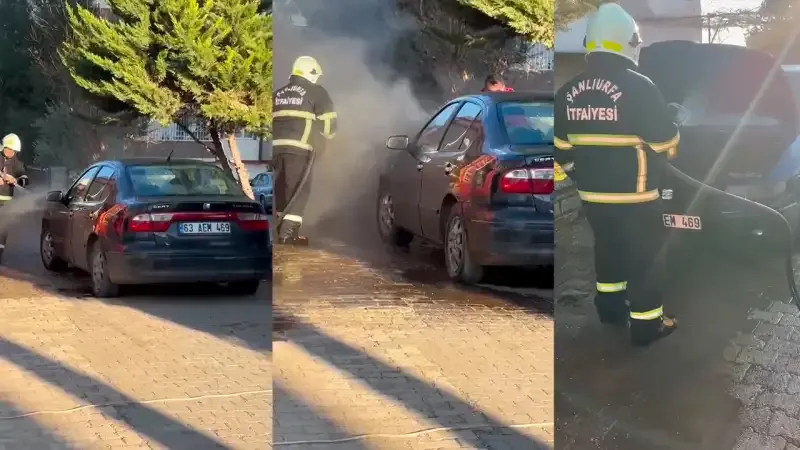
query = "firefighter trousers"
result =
(274, 149, 312, 227)
(582, 200, 667, 324)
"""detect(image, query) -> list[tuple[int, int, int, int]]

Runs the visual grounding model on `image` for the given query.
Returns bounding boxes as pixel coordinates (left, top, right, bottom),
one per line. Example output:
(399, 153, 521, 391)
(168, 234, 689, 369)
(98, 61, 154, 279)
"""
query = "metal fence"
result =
(509, 42, 554, 74)
(145, 119, 257, 142)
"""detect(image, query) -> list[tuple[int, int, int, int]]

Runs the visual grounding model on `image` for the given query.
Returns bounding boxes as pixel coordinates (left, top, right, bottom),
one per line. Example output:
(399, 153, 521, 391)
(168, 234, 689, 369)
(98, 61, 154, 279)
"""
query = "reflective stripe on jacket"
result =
(554, 53, 679, 204)
(272, 75, 338, 153)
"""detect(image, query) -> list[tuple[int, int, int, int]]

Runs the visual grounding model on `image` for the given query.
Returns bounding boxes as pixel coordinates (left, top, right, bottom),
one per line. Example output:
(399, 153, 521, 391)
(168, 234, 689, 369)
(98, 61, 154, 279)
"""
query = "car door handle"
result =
(417, 163, 424, 171)
(89, 210, 101, 220)
(68, 211, 74, 217)
(444, 162, 454, 175)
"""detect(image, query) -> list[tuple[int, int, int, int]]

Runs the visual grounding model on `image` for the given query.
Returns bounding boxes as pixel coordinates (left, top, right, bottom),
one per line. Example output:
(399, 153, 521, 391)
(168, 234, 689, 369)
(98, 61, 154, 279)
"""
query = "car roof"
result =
(102, 158, 217, 167)
(453, 91, 554, 104)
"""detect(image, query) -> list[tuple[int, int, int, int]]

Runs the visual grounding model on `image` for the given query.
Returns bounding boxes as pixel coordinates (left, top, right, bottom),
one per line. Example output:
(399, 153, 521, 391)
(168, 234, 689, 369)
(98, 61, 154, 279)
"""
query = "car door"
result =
(390, 102, 461, 234)
(50, 167, 99, 261)
(251, 174, 264, 193)
(419, 101, 483, 241)
(64, 166, 101, 267)
(70, 165, 116, 270)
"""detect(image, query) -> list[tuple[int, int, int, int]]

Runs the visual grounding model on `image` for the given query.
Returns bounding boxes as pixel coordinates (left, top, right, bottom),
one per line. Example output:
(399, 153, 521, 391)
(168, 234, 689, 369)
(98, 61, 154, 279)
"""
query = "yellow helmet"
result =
(584, 3, 642, 64)
(292, 56, 323, 84)
(2, 133, 21, 152)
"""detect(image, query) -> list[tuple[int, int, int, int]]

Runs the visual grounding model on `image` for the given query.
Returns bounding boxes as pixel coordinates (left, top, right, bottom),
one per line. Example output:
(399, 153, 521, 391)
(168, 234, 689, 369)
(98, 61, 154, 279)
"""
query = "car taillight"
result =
(236, 213, 269, 231)
(129, 213, 173, 233)
(500, 168, 554, 194)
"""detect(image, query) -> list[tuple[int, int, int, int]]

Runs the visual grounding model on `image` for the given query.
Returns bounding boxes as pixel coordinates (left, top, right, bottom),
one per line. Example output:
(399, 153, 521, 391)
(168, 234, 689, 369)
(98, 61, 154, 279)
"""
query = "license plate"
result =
(662, 214, 702, 230)
(178, 222, 231, 234)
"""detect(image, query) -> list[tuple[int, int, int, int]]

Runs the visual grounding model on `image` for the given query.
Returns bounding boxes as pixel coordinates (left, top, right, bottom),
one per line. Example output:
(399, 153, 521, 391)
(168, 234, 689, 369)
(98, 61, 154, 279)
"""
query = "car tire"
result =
(40, 228, 68, 272)
(444, 206, 484, 284)
(225, 280, 261, 296)
(89, 243, 119, 298)
(377, 190, 413, 247)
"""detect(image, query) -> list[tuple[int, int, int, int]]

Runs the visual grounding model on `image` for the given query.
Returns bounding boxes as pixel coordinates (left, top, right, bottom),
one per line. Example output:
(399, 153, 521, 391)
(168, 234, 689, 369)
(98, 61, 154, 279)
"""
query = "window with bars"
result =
(146, 119, 259, 141)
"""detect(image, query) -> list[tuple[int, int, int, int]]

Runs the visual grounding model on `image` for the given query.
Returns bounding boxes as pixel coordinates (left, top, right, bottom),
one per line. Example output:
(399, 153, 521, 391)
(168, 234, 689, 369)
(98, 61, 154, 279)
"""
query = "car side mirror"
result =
(386, 135, 410, 151)
(46, 190, 63, 202)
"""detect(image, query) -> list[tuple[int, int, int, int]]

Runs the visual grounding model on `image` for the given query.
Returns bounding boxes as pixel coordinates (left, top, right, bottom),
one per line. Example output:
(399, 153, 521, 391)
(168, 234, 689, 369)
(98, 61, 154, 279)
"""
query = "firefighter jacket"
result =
(554, 53, 679, 204)
(0, 155, 26, 201)
(273, 75, 338, 154)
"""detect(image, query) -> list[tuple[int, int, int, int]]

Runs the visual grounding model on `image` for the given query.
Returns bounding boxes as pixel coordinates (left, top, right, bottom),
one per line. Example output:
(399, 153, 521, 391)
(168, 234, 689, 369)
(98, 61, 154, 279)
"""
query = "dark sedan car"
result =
(377, 92, 554, 284)
(638, 41, 800, 253)
(40, 159, 271, 297)
(251, 171, 273, 213)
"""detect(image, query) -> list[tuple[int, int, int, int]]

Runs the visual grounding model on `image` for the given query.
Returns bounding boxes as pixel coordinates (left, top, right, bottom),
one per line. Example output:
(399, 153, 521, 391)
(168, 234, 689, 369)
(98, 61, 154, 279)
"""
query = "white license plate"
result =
(178, 222, 231, 234)
(662, 214, 702, 230)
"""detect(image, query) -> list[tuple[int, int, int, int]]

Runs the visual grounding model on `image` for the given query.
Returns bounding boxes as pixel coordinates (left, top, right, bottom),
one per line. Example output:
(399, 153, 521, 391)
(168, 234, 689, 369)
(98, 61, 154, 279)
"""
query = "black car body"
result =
(251, 171, 273, 214)
(638, 41, 800, 251)
(377, 92, 554, 283)
(40, 159, 271, 296)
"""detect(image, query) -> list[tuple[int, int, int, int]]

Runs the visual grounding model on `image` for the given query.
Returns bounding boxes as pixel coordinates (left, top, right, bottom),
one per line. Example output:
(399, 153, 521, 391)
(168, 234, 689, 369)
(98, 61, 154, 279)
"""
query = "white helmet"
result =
(2, 133, 21, 152)
(292, 56, 323, 84)
(584, 3, 642, 64)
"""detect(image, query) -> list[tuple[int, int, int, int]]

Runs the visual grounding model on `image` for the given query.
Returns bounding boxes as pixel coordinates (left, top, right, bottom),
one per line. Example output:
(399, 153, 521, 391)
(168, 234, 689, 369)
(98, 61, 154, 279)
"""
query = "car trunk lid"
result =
(639, 41, 798, 188)
(126, 197, 268, 250)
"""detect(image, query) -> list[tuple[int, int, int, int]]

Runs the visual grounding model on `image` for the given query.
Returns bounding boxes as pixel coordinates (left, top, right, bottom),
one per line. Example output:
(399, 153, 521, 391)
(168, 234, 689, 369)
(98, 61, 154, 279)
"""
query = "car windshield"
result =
(498, 102, 554, 146)
(126, 164, 241, 196)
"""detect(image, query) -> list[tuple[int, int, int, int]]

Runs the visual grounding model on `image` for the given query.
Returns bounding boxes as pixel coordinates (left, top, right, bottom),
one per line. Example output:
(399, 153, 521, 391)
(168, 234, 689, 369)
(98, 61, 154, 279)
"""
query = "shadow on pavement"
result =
(0, 399, 73, 449)
(555, 217, 771, 449)
(273, 383, 370, 449)
(0, 336, 229, 449)
(1, 211, 271, 353)
(275, 313, 551, 449)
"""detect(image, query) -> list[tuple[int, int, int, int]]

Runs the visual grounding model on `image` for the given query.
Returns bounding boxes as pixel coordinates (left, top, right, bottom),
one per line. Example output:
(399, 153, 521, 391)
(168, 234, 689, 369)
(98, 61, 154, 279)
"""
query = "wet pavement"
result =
(554, 211, 799, 449)
(273, 212, 554, 449)
(0, 210, 270, 449)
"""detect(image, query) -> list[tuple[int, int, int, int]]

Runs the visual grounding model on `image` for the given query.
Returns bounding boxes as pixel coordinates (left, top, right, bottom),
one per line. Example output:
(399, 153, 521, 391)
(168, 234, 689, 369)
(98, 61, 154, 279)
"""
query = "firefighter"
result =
(0, 133, 28, 261)
(554, 3, 680, 347)
(272, 56, 338, 245)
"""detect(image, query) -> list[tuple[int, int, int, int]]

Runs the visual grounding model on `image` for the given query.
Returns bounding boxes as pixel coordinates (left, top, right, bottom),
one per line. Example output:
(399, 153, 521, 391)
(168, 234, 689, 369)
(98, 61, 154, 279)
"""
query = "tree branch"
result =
(175, 121, 217, 154)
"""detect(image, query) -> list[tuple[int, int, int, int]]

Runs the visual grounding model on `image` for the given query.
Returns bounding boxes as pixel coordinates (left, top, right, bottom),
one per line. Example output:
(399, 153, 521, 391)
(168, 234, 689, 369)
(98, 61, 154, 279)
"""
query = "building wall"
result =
(554, 0, 702, 89)
(555, 0, 702, 54)
(555, 54, 586, 89)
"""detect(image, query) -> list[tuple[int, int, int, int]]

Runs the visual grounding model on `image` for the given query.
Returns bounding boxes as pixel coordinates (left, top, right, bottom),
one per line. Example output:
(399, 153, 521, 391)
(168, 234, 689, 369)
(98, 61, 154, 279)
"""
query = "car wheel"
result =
(377, 191, 413, 247)
(90, 243, 119, 298)
(444, 207, 484, 284)
(40, 228, 68, 272)
(224, 280, 261, 296)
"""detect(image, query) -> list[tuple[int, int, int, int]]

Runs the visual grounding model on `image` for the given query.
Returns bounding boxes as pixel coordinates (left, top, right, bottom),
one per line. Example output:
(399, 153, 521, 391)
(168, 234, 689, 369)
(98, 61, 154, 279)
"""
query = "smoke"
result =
(0, 186, 50, 233)
(274, 0, 431, 245)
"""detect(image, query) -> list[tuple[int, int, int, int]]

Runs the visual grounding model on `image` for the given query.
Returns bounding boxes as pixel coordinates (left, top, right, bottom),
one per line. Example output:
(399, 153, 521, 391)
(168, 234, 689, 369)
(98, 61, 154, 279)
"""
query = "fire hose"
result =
(662, 163, 800, 309)
(273, 145, 317, 232)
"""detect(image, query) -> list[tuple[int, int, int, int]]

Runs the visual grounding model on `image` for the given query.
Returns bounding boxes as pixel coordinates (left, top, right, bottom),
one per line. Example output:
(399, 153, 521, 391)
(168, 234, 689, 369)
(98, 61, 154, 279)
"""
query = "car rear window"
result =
(126, 164, 241, 196)
(497, 102, 554, 146)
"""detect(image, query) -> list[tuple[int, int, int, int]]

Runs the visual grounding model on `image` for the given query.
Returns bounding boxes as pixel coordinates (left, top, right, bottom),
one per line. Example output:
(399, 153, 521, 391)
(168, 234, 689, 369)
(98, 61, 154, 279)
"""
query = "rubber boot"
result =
(594, 292, 629, 327)
(630, 316, 678, 347)
(278, 220, 308, 246)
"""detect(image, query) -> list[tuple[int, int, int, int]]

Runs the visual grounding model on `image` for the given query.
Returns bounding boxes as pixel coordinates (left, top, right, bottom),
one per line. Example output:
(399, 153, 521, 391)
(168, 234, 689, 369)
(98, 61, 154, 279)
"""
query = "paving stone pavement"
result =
(0, 274, 271, 450)
(729, 292, 800, 450)
(555, 208, 800, 449)
(273, 246, 554, 450)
